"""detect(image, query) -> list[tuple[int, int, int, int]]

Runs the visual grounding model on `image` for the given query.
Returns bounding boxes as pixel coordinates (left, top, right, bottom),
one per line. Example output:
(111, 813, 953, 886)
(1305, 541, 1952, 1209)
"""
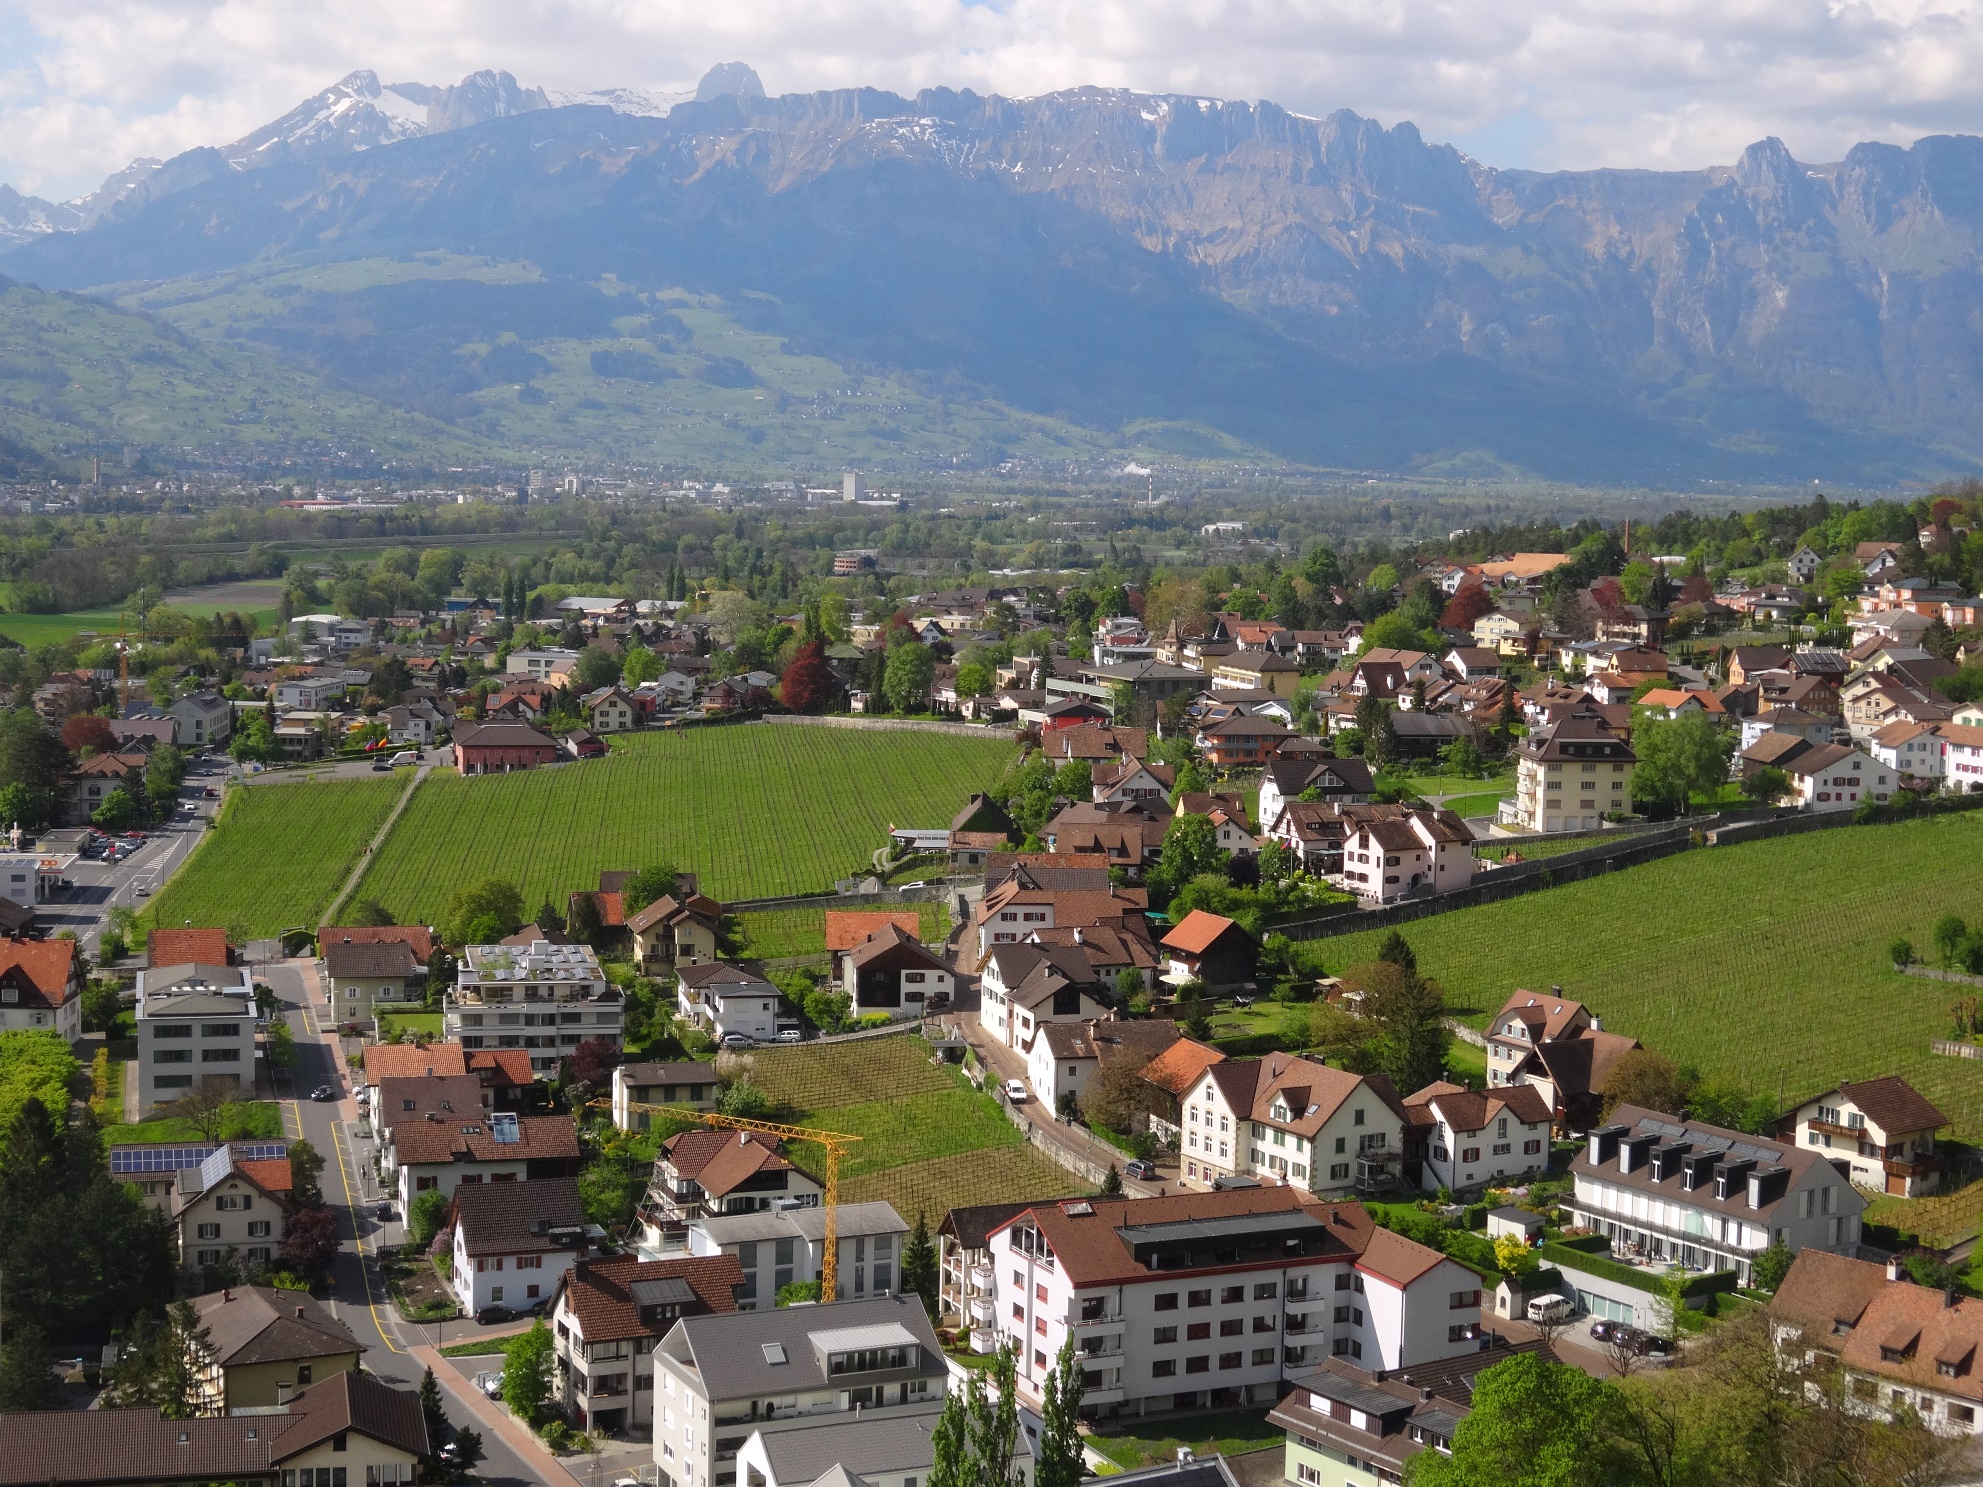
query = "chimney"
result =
(296, 1306, 306, 1318)
(1948, 1288, 1961, 1310)
(221, 1289, 231, 1302)
(276, 1382, 293, 1405)
(1420, 1386, 1433, 1401)
(1888, 1256, 1905, 1283)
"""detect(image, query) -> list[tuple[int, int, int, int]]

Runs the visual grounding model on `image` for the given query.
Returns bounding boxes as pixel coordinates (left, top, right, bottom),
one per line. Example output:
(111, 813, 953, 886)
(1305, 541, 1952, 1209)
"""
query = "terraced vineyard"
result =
(1319, 812, 1983, 1140)
(141, 775, 408, 939)
(352, 726, 1013, 924)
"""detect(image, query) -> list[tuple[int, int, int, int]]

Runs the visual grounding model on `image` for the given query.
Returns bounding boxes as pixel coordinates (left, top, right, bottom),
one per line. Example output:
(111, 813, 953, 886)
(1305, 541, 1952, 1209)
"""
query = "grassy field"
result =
(351, 728, 1013, 922)
(1089, 1410, 1285, 1472)
(750, 1036, 1083, 1222)
(1316, 812, 1983, 1139)
(377, 1011, 443, 1040)
(102, 1101, 283, 1146)
(141, 775, 408, 938)
(737, 903, 950, 960)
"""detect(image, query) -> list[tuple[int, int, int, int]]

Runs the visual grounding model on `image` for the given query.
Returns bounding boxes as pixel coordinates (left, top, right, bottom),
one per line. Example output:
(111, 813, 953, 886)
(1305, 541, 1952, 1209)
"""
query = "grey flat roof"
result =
(782, 1202, 909, 1242)
(669, 1295, 943, 1400)
(760, 1412, 944, 1482)
(1307, 1373, 1413, 1418)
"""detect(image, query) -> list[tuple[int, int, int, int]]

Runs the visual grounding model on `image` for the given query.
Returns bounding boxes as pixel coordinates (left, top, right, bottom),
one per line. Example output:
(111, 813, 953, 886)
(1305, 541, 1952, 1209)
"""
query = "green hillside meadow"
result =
(1320, 812, 1983, 1140)
(349, 726, 1014, 923)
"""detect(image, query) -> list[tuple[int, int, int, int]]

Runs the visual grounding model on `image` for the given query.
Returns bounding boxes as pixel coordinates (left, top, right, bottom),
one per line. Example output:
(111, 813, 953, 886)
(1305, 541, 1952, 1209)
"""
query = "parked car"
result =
(476, 1304, 514, 1325)
(775, 1029, 803, 1043)
(1527, 1295, 1572, 1325)
(1123, 1159, 1159, 1181)
(370, 761, 392, 772)
(720, 1033, 756, 1050)
(1588, 1318, 1622, 1343)
(473, 1371, 502, 1399)
(1003, 1080, 1029, 1103)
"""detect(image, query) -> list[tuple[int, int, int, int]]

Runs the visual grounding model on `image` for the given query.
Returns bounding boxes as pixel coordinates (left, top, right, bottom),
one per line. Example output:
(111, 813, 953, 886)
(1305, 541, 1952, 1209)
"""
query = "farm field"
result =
(750, 1036, 1083, 1222)
(1317, 812, 1983, 1140)
(141, 775, 408, 938)
(351, 727, 1013, 923)
(737, 903, 950, 960)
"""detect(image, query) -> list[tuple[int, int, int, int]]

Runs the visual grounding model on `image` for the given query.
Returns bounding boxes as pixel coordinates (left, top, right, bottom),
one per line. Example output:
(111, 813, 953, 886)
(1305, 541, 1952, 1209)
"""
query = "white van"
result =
(1526, 1295, 1573, 1325)
(388, 751, 417, 767)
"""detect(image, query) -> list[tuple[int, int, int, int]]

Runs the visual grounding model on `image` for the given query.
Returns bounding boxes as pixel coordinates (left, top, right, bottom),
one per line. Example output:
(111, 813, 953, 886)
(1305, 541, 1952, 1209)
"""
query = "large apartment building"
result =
(1570, 1105, 1866, 1288)
(135, 960, 256, 1114)
(651, 1294, 956, 1487)
(445, 940, 622, 1077)
(983, 1187, 1483, 1419)
(1505, 715, 1636, 833)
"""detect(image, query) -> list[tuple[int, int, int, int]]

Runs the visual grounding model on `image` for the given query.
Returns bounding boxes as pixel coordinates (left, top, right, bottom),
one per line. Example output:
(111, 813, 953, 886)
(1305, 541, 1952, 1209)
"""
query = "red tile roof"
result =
(362, 1042, 469, 1081)
(554, 1254, 744, 1342)
(390, 1113, 579, 1167)
(824, 911, 922, 953)
(320, 924, 436, 960)
(0, 938, 77, 1005)
(1161, 910, 1241, 956)
(148, 928, 232, 967)
(234, 1158, 293, 1196)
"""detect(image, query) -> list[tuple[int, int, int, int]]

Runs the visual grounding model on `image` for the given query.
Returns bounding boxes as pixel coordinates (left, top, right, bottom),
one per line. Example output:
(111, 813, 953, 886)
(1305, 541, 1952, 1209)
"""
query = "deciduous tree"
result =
(779, 638, 835, 713)
(1600, 1049, 1685, 1120)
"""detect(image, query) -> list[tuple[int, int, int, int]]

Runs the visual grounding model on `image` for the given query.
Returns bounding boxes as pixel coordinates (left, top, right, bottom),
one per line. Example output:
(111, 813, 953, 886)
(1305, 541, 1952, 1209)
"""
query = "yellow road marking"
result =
(328, 1106, 404, 1355)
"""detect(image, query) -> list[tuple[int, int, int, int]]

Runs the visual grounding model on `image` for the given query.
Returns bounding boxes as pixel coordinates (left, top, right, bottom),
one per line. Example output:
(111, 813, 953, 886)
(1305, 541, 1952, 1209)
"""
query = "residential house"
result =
(635, 1129, 824, 1251)
(0, 1372, 428, 1487)
(1478, 553, 1570, 589)
(1787, 545, 1821, 583)
(1787, 1076, 1949, 1197)
(987, 1187, 1482, 1416)
(1213, 650, 1304, 696)
(319, 937, 417, 1026)
(676, 962, 799, 1044)
(1442, 647, 1503, 682)
(65, 750, 149, 825)
(824, 911, 920, 979)
(1774, 1250, 1983, 1437)
(838, 920, 953, 1019)
(170, 1145, 291, 1274)
(1177, 1053, 1410, 1195)
(1257, 756, 1374, 827)
(564, 728, 608, 760)
(682, 1201, 908, 1307)
(507, 647, 583, 679)
(1483, 990, 1643, 1132)
(384, 701, 443, 746)
(1472, 611, 1528, 654)
(445, 939, 622, 1077)
(1264, 801, 1352, 875)
(1042, 803, 1170, 878)
(981, 941, 1114, 1052)
(582, 686, 639, 733)
(974, 873, 1148, 959)
(1402, 1082, 1555, 1194)
(135, 960, 255, 1114)
(947, 791, 1020, 871)
(321, 924, 435, 963)
(1869, 721, 1946, 783)
(549, 1253, 744, 1434)
(0, 937, 82, 1040)
(1023, 922, 1160, 989)
(387, 1109, 581, 1214)
(450, 1175, 590, 1316)
(611, 1061, 720, 1132)
(1038, 724, 1148, 764)
(628, 890, 724, 977)
(1159, 911, 1258, 992)
(274, 675, 347, 711)
(651, 1295, 954, 1487)
(1092, 757, 1177, 804)
(1739, 706, 1833, 753)
(1505, 716, 1637, 833)
(1782, 743, 1891, 811)
(1570, 1107, 1866, 1287)
(186, 1285, 363, 1413)
(372, 1074, 490, 1160)
(487, 680, 557, 721)
(1844, 678, 1953, 740)
(1026, 1017, 1182, 1117)
(452, 720, 560, 774)
(357, 1040, 470, 1116)
(171, 691, 233, 749)
(1943, 724, 1983, 792)
(1331, 808, 1473, 902)
(1194, 713, 1292, 768)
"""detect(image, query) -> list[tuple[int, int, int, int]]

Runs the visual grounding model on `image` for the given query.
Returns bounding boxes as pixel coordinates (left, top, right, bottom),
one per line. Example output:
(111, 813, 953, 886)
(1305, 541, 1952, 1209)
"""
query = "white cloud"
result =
(5, 0, 1983, 199)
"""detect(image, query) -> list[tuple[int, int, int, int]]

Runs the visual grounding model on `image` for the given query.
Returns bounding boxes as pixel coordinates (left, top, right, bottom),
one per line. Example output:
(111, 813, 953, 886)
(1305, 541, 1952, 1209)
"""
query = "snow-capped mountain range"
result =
(0, 63, 760, 246)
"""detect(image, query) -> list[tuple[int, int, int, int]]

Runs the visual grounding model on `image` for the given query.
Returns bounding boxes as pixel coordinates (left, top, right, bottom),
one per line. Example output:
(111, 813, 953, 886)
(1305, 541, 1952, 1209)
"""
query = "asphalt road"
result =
(37, 754, 234, 954)
(270, 961, 556, 1487)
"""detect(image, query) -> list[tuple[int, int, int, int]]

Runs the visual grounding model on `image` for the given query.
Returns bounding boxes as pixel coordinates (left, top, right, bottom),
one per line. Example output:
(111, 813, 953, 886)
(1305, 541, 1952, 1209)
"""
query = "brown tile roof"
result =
(319, 924, 436, 960)
(1356, 1224, 1452, 1288)
(554, 1254, 744, 1342)
(1833, 1075, 1950, 1136)
(663, 1128, 794, 1197)
(322, 939, 418, 978)
(452, 1176, 586, 1257)
(1024, 924, 1158, 970)
(375, 1075, 488, 1137)
(273, 1368, 429, 1461)
(1139, 1037, 1226, 1097)
(626, 892, 724, 936)
(191, 1284, 363, 1367)
(1404, 1082, 1554, 1134)
(0, 937, 77, 1006)
(148, 928, 232, 967)
(1772, 1249, 1891, 1340)
(390, 1113, 579, 1167)
(467, 1048, 536, 1087)
(1161, 910, 1243, 956)
(1248, 1053, 1412, 1136)
(1040, 724, 1149, 761)
(825, 910, 921, 952)
(362, 1042, 469, 1081)
(1839, 1280, 1983, 1403)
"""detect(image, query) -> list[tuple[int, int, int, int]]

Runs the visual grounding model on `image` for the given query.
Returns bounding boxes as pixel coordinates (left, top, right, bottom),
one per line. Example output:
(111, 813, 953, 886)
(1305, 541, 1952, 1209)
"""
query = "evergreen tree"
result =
(416, 1367, 454, 1477)
(286, 1138, 326, 1209)
(0, 1321, 56, 1410)
(567, 892, 604, 947)
(901, 1211, 939, 1319)
(1101, 1164, 1122, 1195)
(1374, 930, 1417, 974)
(927, 1386, 969, 1487)
(966, 1345, 1022, 1487)
(1036, 1336, 1088, 1487)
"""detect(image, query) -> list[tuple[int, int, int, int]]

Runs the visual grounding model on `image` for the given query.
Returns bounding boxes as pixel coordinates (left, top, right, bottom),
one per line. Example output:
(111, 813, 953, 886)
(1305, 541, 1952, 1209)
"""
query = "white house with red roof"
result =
(985, 1188, 1482, 1416)
(1402, 1081, 1556, 1193)
(0, 937, 82, 1040)
(1175, 1052, 1412, 1196)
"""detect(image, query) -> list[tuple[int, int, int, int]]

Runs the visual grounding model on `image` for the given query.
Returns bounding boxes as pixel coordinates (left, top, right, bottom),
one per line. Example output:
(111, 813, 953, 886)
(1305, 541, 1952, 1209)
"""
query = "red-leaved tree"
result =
(780, 639, 835, 714)
(1440, 582, 1495, 631)
(567, 1036, 622, 1090)
(280, 1205, 341, 1277)
(61, 713, 116, 754)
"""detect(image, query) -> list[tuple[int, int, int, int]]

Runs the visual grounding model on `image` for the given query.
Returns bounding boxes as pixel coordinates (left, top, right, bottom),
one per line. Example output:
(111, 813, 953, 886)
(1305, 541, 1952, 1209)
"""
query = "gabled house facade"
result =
(1787, 1075, 1949, 1197)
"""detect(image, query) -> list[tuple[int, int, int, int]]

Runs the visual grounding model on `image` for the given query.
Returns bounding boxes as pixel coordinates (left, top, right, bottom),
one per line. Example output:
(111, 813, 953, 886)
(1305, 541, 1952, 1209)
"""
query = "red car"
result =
(123, 832, 146, 841)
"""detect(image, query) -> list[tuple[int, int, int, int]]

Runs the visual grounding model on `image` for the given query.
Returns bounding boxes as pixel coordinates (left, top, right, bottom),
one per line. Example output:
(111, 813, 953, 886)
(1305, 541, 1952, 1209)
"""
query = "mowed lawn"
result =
(1318, 812, 1983, 1139)
(737, 902, 950, 960)
(750, 1037, 1084, 1222)
(141, 775, 409, 938)
(352, 727, 1013, 922)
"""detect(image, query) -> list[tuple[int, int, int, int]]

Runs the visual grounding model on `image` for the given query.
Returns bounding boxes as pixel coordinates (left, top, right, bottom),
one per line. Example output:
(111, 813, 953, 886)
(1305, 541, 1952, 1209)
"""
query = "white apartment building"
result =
(447, 940, 623, 1077)
(1503, 716, 1635, 833)
(979, 942, 1111, 1053)
(651, 1295, 955, 1487)
(1786, 1075, 1949, 1198)
(986, 1188, 1482, 1418)
(1782, 743, 1891, 811)
(135, 961, 255, 1114)
(680, 1202, 908, 1308)
(1330, 808, 1473, 902)
(1570, 1106, 1866, 1288)
(675, 962, 800, 1044)
(507, 647, 583, 679)
(549, 1253, 745, 1435)
(1176, 1053, 1410, 1196)
(1403, 1082, 1555, 1194)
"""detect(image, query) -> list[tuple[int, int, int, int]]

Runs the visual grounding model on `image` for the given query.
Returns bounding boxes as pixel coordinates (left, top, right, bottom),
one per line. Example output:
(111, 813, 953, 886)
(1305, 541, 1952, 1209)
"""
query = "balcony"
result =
(969, 1297, 995, 1327)
(1071, 1309, 1120, 1329)
(969, 1263, 995, 1295)
(1886, 1154, 1943, 1179)
(1076, 1340, 1123, 1362)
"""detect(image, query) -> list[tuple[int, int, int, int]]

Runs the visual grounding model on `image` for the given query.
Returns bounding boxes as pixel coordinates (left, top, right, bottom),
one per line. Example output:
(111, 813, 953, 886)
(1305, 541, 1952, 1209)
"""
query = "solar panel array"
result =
(1633, 1117, 1779, 1163)
(107, 1141, 288, 1175)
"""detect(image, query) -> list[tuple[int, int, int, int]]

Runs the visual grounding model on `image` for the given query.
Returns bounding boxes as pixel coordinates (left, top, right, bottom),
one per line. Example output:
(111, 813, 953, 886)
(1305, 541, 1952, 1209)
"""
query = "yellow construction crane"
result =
(613, 1103, 862, 1300)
